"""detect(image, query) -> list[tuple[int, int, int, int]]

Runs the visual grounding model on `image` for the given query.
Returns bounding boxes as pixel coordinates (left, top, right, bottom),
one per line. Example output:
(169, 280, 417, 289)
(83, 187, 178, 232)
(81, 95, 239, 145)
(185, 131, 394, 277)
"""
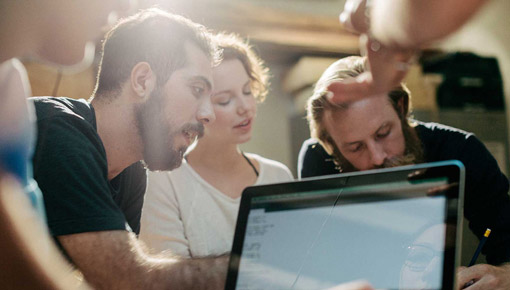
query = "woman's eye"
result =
(243, 89, 252, 96)
(213, 95, 231, 106)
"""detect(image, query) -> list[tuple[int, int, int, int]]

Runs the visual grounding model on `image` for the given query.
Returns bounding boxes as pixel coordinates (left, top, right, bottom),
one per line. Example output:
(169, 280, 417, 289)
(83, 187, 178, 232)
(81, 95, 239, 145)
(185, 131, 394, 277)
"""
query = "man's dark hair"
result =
(92, 8, 221, 100)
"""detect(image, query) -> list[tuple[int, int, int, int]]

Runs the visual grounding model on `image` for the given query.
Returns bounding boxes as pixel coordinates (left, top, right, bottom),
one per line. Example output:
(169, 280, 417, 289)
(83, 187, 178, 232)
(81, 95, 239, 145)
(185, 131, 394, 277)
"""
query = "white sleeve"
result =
(139, 171, 191, 258)
(268, 158, 294, 182)
(281, 164, 295, 181)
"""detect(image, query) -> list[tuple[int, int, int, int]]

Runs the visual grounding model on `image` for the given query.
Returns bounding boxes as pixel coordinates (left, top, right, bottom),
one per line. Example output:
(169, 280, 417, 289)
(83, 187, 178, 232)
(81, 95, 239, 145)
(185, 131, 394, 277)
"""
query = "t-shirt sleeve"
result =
(33, 115, 127, 237)
(139, 171, 191, 257)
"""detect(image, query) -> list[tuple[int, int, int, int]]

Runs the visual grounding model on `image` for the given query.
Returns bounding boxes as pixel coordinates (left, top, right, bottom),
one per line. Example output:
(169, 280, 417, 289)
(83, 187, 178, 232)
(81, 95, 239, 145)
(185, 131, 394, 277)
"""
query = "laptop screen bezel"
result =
(226, 160, 465, 290)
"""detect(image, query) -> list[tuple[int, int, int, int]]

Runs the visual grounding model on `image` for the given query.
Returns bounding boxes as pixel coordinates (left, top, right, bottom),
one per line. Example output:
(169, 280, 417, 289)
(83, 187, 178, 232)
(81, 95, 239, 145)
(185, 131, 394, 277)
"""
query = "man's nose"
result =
(367, 142, 387, 167)
(197, 97, 216, 125)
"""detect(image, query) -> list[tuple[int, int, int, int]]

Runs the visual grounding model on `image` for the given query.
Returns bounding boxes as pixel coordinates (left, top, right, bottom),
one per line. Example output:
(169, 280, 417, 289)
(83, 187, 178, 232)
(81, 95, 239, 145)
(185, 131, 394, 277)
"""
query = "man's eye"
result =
(192, 86, 204, 95)
(377, 129, 390, 139)
(349, 144, 363, 153)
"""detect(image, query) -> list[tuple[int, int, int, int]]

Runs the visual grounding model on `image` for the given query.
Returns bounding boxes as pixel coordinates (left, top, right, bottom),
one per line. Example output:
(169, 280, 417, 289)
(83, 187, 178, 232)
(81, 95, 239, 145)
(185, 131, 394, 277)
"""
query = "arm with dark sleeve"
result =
(457, 135, 510, 265)
(298, 138, 339, 179)
(33, 115, 127, 237)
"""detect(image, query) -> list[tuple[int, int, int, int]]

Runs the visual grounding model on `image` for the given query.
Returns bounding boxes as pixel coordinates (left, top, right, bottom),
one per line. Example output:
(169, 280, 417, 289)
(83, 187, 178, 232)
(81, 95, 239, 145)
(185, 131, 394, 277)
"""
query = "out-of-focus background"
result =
(24, 0, 510, 266)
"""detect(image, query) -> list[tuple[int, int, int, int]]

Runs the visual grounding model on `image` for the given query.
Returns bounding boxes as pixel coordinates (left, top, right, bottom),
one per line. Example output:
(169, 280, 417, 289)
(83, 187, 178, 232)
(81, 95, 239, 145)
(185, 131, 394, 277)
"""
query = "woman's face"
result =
(207, 58, 257, 144)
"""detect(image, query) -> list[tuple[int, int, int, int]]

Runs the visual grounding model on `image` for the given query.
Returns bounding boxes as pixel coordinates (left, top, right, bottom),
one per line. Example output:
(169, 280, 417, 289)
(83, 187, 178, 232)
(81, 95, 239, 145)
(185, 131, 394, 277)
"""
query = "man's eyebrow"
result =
(342, 140, 361, 148)
(374, 122, 391, 134)
(342, 122, 391, 147)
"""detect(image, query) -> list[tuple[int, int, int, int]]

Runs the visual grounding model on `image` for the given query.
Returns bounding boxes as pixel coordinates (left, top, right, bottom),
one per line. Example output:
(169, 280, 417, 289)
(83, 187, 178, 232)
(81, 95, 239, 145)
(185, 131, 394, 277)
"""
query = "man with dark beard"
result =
(299, 56, 510, 289)
(30, 9, 230, 290)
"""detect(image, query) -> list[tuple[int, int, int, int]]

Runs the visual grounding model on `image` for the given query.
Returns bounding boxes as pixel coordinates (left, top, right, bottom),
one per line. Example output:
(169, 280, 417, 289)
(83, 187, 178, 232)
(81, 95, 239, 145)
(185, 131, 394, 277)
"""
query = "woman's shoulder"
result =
(245, 153, 294, 180)
(245, 153, 285, 168)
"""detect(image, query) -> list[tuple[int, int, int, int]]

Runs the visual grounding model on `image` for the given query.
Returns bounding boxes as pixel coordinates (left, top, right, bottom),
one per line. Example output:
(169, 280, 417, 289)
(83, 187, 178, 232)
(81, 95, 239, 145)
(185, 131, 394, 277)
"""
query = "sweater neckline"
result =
(182, 155, 263, 202)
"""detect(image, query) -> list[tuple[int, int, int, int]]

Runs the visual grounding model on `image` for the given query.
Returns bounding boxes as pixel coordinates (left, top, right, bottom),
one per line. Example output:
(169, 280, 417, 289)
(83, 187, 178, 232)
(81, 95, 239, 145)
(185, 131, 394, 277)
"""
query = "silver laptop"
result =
(226, 161, 465, 290)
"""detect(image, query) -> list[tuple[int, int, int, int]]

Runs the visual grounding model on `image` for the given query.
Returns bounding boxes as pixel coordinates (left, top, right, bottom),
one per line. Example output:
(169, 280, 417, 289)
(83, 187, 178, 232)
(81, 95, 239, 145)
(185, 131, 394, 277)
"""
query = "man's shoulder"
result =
(299, 138, 332, 160)
(31, 96, 94, 124)
(31, 97, 99, 143)
(301, 138, 321, 149)
(32, 97, 104, 164)
(414, 120, 484, 162)
(415, 121, 474, 140)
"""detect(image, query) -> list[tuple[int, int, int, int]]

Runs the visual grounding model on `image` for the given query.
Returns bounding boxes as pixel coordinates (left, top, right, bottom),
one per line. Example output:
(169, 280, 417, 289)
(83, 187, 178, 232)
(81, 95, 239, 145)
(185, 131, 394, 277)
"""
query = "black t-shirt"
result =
(31, 97, 147, 236)
(298, 121, 510, 265)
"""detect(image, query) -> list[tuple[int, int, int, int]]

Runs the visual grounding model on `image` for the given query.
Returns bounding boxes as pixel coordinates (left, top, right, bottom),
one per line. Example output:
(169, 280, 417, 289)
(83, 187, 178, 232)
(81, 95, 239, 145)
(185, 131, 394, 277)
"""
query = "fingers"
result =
(326, 73, 375, 104)
(457, 264, 510, 290)
(462, 275, 499, 290)
(457, 264, 498, 289)
(457, 265, 483, 289)
(339, 0, 370, 34)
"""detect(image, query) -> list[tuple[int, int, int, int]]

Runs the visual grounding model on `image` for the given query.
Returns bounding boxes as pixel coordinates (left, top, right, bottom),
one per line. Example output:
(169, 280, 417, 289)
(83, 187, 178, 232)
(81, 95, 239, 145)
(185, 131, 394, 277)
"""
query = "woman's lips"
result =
(234, 118, 252, 130)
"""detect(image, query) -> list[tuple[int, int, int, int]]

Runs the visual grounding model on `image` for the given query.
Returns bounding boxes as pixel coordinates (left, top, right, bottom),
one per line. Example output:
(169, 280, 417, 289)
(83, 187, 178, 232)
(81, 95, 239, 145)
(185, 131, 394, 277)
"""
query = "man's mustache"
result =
(375, 153, 417, 169)
(181, 123, 205, 139)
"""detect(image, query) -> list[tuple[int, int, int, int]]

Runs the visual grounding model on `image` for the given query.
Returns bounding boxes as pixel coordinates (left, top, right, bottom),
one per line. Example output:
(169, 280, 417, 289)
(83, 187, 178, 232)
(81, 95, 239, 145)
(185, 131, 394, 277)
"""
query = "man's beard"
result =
(135, 88, 204, 171)
(335, 120, 424, 173)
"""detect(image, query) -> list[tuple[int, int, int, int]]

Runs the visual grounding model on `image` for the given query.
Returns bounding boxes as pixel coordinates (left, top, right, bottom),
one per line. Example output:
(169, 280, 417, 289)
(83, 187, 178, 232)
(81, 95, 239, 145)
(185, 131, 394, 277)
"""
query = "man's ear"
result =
(397, 97, 406, 117)
(130, 62, 156, 101)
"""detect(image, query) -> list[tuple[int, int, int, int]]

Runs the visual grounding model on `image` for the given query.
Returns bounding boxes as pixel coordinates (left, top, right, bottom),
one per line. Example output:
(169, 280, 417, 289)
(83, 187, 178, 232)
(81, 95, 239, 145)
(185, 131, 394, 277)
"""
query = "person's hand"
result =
(327, 280, 374, 290)
(327, 35, 416, 104)
(457, 263, 510, 289)
(339, 0, 370, 34)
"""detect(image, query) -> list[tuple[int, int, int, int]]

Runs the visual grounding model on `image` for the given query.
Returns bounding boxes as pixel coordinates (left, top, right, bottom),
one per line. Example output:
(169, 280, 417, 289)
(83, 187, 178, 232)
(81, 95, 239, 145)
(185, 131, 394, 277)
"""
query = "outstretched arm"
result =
(370, 0, 489, 49)
(329, 0, 489, 104)
(59, 230, 228, 290)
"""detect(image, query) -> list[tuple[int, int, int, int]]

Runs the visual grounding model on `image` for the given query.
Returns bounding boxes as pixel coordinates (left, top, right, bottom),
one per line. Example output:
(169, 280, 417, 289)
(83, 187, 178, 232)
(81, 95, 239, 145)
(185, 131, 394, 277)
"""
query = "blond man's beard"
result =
(335, 120, 424, 173)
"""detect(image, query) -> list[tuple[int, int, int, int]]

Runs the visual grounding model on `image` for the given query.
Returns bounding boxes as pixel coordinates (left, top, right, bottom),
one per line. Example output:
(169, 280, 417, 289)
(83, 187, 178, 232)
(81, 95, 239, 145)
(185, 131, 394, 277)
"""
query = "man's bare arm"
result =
(58, 230, 228, 290)
(329, 0, 489, 103)
(371, 0, 489, 49)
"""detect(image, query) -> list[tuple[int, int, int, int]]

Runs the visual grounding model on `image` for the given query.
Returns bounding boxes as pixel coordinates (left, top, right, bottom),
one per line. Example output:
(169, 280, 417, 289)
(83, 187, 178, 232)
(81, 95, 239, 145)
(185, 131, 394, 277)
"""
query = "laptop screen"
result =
(227, 162, 464, 290)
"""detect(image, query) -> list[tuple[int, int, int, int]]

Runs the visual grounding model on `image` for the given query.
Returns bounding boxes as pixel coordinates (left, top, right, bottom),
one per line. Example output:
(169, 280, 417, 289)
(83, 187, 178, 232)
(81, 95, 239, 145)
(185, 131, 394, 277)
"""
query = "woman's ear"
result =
(130, 62, 156, 101)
